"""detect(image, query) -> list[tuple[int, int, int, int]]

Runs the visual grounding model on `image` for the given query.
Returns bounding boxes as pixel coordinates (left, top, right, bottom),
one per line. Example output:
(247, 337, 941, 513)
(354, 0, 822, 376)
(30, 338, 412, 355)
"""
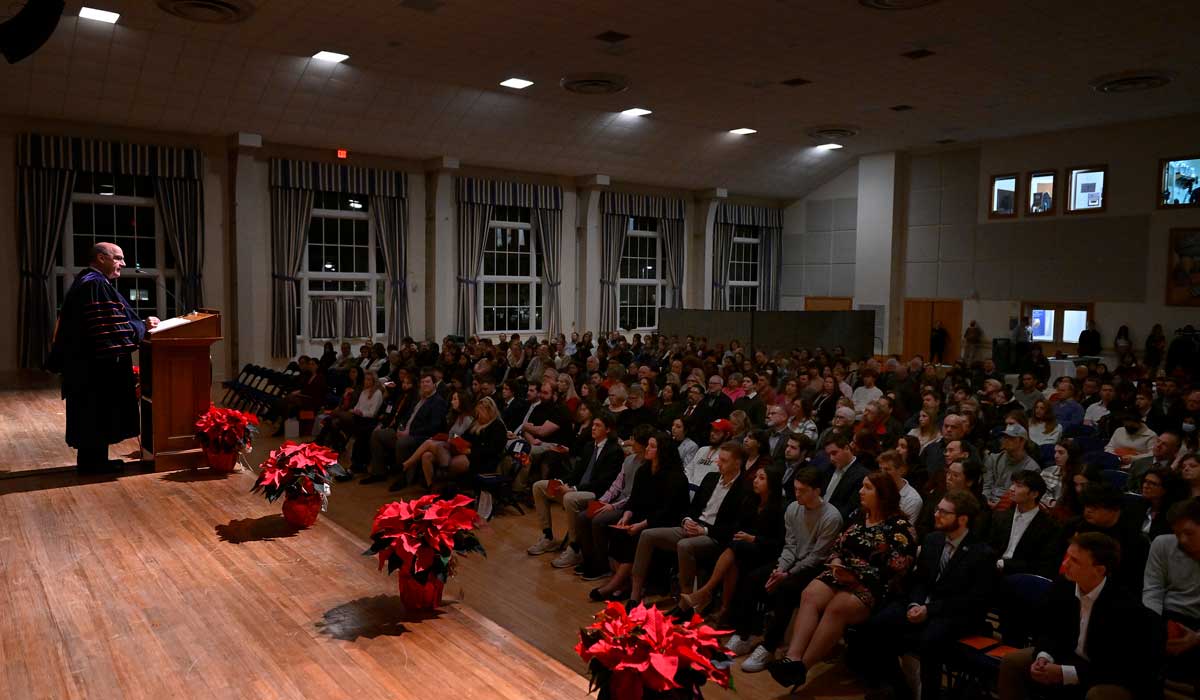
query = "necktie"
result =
(579, 442, 602, 486)
(405, 398, 426, 432)
(938, 540, 955, 579)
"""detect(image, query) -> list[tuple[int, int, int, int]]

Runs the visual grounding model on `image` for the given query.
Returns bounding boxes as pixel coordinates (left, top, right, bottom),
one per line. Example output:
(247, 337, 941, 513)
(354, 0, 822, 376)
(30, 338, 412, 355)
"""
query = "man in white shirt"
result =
(1083, 380, 1115, 426)
(852, 369, 883, 418)
(999, 532, 1151, 700)
(683, 419, 733, 493)
(878, 449, 923, 523)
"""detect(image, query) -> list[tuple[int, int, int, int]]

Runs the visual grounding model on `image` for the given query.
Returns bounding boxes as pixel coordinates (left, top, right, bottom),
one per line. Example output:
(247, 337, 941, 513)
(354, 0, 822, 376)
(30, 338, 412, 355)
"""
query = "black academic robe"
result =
(49, 268, 146, 449)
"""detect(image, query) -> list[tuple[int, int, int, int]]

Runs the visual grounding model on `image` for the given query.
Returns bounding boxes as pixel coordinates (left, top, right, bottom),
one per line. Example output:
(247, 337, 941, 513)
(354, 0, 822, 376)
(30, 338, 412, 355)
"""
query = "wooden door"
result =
(903, 300, 933, 360)
(805, 296, 853, 311)
(931, 300, 963, 363)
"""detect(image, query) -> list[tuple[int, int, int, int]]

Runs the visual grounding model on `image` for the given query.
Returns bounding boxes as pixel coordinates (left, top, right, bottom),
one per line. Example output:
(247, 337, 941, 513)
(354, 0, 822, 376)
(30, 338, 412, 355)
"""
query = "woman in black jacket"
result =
(589, 430, 690, 601)
(446, 396, 507, 480)
(680, 467, 785, 619)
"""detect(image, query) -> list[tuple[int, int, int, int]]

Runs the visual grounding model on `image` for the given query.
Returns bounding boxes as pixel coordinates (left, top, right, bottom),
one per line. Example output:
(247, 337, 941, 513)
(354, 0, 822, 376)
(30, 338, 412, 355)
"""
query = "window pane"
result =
(1030, 309, 1056, 342)
(991, 175, 1017, 215)
(1160, 157, 1200, 207)
(1068, 168, 1105, 211)
(1028, 172, 1055, 213)
(1063, 310, 1088, 344)
(95, 204, 114, 236)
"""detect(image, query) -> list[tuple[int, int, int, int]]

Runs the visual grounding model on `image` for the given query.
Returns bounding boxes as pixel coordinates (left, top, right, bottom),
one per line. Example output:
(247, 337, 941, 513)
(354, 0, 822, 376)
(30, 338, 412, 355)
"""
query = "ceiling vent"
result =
(807, 125, 860, 140)
(156, 0, 256, 23)
(560, 72, 629, 95)
(859, 0, 941, 9)
(1089, 69, 1174, 93)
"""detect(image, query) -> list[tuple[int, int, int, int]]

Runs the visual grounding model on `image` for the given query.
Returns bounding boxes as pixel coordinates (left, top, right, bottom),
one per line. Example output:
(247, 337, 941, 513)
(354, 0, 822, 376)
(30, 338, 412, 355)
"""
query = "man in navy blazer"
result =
(999, 532, 1155, 700)
(855, 489, 995, 700)
(819, 432, 870, 521)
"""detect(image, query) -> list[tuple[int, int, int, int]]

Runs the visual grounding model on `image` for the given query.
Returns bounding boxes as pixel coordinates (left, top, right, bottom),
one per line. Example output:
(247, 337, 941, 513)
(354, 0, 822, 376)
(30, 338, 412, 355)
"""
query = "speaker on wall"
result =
(0, 0, 65, 64)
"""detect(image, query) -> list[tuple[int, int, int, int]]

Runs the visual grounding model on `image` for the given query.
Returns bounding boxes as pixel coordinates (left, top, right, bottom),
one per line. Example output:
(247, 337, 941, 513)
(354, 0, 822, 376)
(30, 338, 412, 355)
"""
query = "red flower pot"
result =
(281, 492, 322, 528)
(398, 574, 445, 611)
(204, 448, 238, 473)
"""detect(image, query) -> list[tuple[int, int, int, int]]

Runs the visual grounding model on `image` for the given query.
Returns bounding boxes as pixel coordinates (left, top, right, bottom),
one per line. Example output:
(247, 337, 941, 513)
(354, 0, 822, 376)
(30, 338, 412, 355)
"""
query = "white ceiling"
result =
(1, 0, 1197, 199)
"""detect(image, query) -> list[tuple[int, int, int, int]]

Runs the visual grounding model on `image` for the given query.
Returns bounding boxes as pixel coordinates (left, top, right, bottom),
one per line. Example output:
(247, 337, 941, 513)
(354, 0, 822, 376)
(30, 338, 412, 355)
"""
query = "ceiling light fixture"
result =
(729, 128, 757, 135)
(901, 48, 935, 60)
(1089, 69, 1175, 93)
(816, 143, 844, 151)
(500, 77, 533, 89)
(620, 107, 651, 117)
(80, 7, 120, 23)
(312, 51, 349, 63)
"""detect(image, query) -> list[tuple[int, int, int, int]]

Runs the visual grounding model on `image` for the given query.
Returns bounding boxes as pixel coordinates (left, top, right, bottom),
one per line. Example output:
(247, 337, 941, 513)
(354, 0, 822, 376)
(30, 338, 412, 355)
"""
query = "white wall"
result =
(780, 163, 858, 310)
(856, 154, 901, 350)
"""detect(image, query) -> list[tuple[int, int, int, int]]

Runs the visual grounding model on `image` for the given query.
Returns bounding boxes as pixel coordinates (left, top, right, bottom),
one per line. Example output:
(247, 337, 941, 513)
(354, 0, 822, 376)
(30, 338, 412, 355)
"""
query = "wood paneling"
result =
(804, 296, 853, 311)
(903, 299, 962, 363)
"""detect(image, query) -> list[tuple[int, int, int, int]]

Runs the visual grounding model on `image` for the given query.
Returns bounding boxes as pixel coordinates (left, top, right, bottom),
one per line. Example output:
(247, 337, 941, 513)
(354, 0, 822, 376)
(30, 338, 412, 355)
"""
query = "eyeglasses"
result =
(934, 508, 958, 517)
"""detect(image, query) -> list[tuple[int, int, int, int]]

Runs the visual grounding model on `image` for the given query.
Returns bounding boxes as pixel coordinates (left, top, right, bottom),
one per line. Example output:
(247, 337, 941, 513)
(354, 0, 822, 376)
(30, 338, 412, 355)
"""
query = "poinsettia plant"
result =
(195, 404, 260, 453)
(363, 494, 485, 589)
(576, 602, 734, 700)
(250, 441, 337, 503)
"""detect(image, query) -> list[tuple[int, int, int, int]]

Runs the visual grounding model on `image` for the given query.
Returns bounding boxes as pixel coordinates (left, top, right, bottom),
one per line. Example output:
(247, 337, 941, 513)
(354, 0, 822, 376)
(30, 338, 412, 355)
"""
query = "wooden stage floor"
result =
(0, 372, 141, 477)
(0, 468, 590, 700)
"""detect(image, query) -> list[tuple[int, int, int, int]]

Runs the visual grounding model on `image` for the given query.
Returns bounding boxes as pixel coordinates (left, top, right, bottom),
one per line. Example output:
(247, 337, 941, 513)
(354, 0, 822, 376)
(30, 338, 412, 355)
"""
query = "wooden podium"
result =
(140, 310, 221, 471)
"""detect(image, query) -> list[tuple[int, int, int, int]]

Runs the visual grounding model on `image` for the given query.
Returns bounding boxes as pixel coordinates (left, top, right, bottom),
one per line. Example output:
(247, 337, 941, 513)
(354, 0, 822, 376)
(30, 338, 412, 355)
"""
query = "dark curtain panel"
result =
(18, 168, 76, 368)
(270, 188, 314, 358)
(154, 177, 205, 312)
(370, 194, 409, 344)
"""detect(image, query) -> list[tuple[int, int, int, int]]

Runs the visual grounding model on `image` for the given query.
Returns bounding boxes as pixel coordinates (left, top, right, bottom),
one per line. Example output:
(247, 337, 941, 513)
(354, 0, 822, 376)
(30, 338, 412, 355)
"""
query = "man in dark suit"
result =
(363, 371, 448, 486)
(765, 404, 792, 463)
(627, 441, 749, 604)
(1056, 484, 1150, 594)
(999, 532, 1154, 700)
(819, 432, 870, 521)
(988, 471, 1060, 578)
(856, 489, 995, 700)
(498, 379, 528, 429)
(527, 411, 625, 568)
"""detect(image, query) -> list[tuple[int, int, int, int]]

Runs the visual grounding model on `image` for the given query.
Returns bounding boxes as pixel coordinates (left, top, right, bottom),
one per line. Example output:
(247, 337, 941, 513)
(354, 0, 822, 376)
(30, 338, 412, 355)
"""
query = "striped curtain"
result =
(759, 226, 783, 311)
(270, 159, 405, 197)
(19, 133, 204, 179)
(598, 192, 687, 328)
(310, 298, 337, 338)
(716, 203, 784, 311)
(154, 178, 204, 312)
(456, 202, 493, 338)
(343, 297, 372, 338)
(533, 207, 562, 337)
(659, 218, 685, 309)
(371, 194, 408, 344)
(598, 214, 628, 333)
(270, 188, 314, 358)
(17, 168, 76, 369)
(711, 223, 736, 310)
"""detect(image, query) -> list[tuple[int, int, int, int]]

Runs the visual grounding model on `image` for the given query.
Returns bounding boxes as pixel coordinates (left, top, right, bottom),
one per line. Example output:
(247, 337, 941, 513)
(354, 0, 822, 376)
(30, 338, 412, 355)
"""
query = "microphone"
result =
(133, 265, 184, 317)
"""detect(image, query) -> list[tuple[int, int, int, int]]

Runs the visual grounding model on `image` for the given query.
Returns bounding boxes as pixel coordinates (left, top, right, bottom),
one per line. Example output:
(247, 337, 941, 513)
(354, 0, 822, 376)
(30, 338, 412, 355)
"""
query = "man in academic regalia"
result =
(48, 242, 159, 472)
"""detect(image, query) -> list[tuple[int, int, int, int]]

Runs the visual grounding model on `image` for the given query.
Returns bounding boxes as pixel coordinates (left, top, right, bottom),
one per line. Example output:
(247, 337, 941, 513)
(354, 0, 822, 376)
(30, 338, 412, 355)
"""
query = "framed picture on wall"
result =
(1158, 155, 1200, 209)
(1166, 227, 1200, 306)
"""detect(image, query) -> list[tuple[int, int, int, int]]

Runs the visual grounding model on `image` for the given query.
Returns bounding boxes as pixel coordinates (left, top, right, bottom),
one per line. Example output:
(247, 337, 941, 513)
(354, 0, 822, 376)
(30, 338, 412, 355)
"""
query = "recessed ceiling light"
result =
(890, 104, 913, 111)
(620, 107, 652, 117)
(935, 138, 957, 144)
(729, 128, 757, 135)
(312, 51, 349, 63)
(901, 48, 935, 60)
(500, 77, 534, 89)
(594, 30, 631, 44)
(80, 7, 120, 23)
(1089, 69, 1175, 93)
(816, 143, 844, 151)
(780, 77, 812, 87)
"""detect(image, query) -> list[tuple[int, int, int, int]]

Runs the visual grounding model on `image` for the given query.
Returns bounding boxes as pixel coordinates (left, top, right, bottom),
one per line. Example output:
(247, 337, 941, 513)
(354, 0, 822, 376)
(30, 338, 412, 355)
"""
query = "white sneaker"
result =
(551, 548, 583, 568)
(740, 645, 772, 673)
(725, 634, 755, 656)
(526, 537, 556, 555)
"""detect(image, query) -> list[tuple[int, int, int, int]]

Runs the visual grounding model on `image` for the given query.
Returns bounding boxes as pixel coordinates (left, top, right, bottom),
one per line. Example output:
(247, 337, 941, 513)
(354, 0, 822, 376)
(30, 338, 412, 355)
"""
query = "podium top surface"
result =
(145, 311, 222, 341)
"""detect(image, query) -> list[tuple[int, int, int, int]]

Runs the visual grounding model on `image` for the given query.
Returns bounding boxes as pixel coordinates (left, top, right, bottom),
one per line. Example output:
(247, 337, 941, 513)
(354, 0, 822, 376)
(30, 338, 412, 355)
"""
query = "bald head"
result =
(90, 243, 126, 279)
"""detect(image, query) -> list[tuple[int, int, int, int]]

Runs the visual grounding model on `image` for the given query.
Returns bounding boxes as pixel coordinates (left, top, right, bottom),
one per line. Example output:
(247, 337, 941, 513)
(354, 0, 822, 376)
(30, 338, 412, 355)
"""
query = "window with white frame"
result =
(299, 191, 385, 341)
(481, 205, 542, 334)
(54, 173, 176, 319)
(617, 217, 670, 331)
(727, 225, 760, 311)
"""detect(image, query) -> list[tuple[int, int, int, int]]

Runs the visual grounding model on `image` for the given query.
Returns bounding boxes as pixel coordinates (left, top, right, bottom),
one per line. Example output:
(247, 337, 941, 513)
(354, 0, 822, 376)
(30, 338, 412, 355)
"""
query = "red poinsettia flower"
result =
(195, 404, 260, 452)
(251, 441, 337, 503)
(576, 602, 733, 700)
(364, 494, 485, 590)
